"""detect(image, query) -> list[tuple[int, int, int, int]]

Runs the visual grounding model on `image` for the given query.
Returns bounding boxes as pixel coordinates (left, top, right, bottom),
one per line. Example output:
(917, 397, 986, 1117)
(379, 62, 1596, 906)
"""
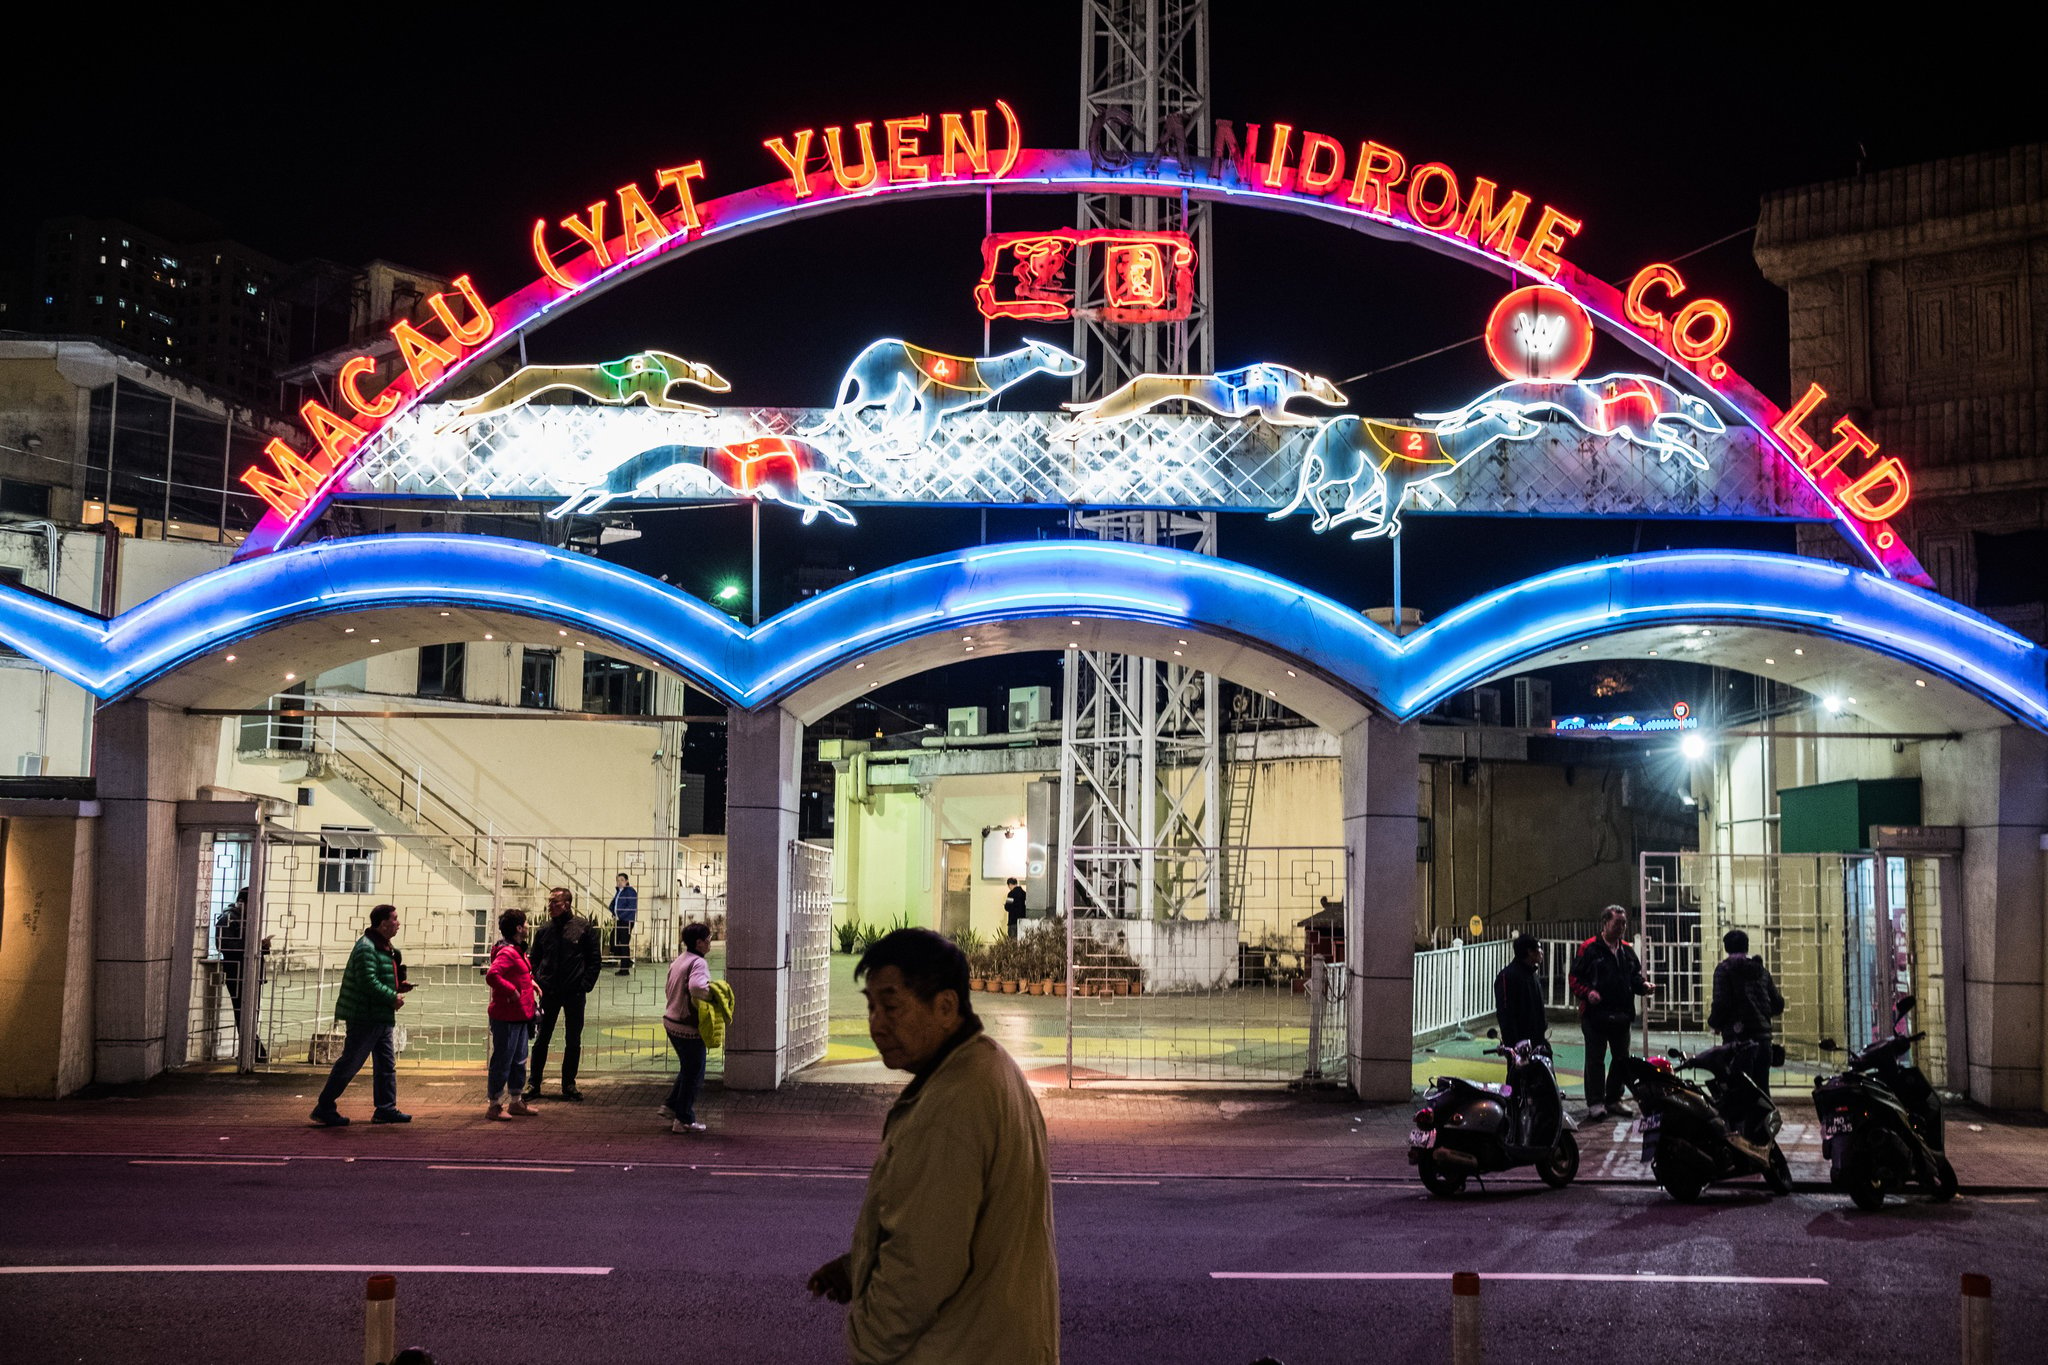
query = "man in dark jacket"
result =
(525, 886, 601, 1101)
(1708, 928, 1785, 1102)
(1570, 905, 1655, 1121)
(310, 903, 408, 1126)
(1493, 934, 1548, 1051)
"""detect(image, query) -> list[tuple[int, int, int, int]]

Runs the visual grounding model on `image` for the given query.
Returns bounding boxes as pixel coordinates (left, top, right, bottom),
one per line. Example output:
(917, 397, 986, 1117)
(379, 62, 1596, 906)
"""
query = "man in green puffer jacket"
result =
(311, 904, 410, 1127)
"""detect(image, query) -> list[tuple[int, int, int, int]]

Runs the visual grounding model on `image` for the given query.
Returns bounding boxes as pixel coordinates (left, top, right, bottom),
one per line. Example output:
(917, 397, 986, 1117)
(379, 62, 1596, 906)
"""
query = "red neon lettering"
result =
(532, 218, 576, 289)
(1295, 132, 1346, 195)
(1405, 432, 1425, 455)
(823, 123, 879, 191)
(558, 202, 613, 267)
(1516, 205, 1582, 279)
(938, 111, 989, 178)
(1261, 122, 1294, 189)
(1625, 263, 1684, 328)
(337, 355, 397, 419)
(1456, 178, 1531, 257)
(617, 183, 667, 256)
(1805, 416, 1879, 478)
(1346, 141, 1406, 213)
(391, 318, 459, 388)
(1840, 456, 1912, 521)
(886, 115, 929, 182)
(426, 274, 494, 347)
(240, 439, 333, 519)
(1104, 242, 1168, 309)
(1670, 298, 1732, 363)
(764, 131, 815, 198)
(299, 400, 367, 466)
(1406, 163, 1461, 230)
(992, 100, 1022, 179)
(1771, 383, 1830, 464)
(655, 163, 706, 230)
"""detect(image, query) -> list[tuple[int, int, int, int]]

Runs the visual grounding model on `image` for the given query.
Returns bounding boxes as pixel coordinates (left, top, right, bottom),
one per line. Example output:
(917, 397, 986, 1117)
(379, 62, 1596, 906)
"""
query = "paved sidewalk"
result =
(4, 1068, 2046, 1190)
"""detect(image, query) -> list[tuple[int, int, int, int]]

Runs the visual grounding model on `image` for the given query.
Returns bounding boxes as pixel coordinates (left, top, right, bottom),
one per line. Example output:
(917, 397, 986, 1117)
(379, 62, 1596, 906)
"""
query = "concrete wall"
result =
(0, 809, 97, 1097)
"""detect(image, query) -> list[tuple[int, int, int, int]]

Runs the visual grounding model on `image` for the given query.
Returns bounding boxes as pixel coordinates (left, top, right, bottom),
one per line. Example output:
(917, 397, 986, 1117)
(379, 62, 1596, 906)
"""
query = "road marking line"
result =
(710, 1171, 866, 1180)
(1973, 1195, 2038, 1204)
(1298, 1182, 1360, 1188)
(130, 1160, 288, 1168)
(1214, 1272, 1827, 1286)
(1058, 1178, 1162, 1185)
(0, 1264, 612, 1276)
(428, 1165, 577, 1174)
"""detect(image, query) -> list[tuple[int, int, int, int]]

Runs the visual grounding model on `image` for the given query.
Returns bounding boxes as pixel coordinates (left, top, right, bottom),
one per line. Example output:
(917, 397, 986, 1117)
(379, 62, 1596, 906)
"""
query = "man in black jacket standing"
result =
(1493, 934, 1548, 1051)
(1708, 928, 1785, 1110)
(525, 886, 601, 1101)
(1570, 905, 1655, 1121)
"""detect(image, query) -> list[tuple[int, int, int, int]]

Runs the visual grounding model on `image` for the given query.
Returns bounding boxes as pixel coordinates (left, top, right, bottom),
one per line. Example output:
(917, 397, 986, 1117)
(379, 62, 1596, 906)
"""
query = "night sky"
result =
(14, 6, 2045, 727)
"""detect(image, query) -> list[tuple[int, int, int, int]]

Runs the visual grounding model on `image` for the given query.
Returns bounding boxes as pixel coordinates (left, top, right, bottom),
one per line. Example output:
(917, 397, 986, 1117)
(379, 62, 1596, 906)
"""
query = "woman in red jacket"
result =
(485, 909, 542, 1120)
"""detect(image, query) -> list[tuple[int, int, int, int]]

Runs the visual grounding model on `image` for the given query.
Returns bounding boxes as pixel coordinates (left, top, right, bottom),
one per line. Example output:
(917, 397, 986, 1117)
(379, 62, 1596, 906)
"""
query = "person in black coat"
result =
(1570, 905, 1655, 1120)
(524, 887, 601, 1101)
(1708, 928, 1785, 1104)
(1492, 934, 1548, 1051)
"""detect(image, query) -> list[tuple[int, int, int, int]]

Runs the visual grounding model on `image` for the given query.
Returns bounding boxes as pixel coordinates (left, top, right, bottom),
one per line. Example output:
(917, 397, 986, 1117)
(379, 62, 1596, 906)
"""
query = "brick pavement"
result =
(3, 1067, 2046, 1190)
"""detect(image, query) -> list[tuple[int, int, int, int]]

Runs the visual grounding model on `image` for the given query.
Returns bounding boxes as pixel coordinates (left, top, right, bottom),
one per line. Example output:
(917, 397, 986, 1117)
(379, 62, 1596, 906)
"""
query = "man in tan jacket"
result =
(809, 928, 1059, 1363)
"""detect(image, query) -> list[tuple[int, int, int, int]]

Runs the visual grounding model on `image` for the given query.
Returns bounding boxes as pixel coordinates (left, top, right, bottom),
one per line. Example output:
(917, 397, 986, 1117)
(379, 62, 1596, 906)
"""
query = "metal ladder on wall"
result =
(1219, 688, 1266, 919)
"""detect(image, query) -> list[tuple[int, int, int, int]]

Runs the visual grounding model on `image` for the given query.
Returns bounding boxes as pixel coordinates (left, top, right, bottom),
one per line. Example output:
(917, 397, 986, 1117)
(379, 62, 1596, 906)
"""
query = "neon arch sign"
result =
(239, 101, 1927, 586)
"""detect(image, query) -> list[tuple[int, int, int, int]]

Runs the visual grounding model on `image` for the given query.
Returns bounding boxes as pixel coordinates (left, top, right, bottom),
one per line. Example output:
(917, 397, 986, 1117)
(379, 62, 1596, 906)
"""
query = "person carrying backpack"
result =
(663, 923, 715, 1134)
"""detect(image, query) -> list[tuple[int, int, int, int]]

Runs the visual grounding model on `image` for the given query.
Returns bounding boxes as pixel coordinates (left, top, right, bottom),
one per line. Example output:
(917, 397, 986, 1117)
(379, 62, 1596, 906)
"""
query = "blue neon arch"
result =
(0, 536, 2040, 727)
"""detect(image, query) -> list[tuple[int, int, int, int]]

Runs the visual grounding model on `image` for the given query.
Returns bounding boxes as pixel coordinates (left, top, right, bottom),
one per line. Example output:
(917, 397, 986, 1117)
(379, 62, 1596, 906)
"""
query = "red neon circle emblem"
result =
(1672, 701, 1691, 721)
(1485, 284, 1595, 382)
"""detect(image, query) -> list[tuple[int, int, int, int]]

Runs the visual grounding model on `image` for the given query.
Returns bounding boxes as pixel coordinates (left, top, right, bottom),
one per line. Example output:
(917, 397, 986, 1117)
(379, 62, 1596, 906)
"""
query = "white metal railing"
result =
(1411, 937, 1514, 1036)
(786, 840, 834, 1073)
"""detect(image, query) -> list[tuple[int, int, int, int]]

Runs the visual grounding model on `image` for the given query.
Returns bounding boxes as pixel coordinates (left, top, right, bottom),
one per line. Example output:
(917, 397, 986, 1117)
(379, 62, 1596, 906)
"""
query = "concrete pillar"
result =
(1340, 712, 1421, 1102)
(0, 803, 99, 1097)
(1920, 724, 2048, 1110)
(723, 705, 800, 1090)
(92, 699, 218, 1083)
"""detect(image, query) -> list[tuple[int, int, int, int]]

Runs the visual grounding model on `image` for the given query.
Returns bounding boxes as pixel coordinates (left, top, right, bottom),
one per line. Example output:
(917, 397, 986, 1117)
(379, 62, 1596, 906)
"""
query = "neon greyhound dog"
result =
(1056, 363, 1347, 432)
(436, 352, 730, 433)
(1271, 374, 1728, 539)
(548, 437, 863, 524)
(811, 338, 1083, 452)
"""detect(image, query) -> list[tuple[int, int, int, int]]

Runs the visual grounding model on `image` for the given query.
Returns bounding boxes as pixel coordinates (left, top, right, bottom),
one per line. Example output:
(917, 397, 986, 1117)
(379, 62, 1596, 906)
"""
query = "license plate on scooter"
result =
(1639, 1112, 1661, 1159)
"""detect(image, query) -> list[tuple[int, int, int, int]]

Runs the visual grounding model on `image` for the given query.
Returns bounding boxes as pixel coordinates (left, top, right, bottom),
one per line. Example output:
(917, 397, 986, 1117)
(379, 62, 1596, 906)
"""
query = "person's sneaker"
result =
(1585, 1104, 1608, 1121)
(522, 1087, 542, 1102)
(371, 1108, 413, 1124)
(508, 1099, 539, 1117)
(656, 1105, 676, 1121)
(486, 1103, 510, 1122)
(671, 1120, 707, 1134)
(615, 967, 632, 976)
(310, 1107, 350, 1127)
(1607, 1100, 1637, 1119)
(561, 1087, 584, 1102)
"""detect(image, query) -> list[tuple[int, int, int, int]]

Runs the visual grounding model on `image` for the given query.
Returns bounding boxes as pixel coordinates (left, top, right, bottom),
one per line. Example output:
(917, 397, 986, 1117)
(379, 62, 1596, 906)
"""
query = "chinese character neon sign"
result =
(974, 229, 1195, 323)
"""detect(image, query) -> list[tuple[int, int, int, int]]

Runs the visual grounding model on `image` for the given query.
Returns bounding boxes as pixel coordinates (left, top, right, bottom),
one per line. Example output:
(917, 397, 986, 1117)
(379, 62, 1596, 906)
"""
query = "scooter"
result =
(1409, 1033, 1580, 1196)
(1621, 1039, 1791, 1201)
(1812, 994, 1957, 1211)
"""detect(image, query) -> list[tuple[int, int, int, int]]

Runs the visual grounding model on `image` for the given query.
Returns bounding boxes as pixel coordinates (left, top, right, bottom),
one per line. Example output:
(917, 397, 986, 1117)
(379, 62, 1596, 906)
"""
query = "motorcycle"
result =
(1621, 1040, 1791, 1201)
(1812, 994, 1957, 1211)
(1409, 1033, 1579, 1196)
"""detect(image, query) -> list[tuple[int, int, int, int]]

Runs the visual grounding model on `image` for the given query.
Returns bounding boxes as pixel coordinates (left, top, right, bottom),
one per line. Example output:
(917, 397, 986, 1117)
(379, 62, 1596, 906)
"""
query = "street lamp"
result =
(714, 583, 744, 619)
(1680, 733, 1708, 761)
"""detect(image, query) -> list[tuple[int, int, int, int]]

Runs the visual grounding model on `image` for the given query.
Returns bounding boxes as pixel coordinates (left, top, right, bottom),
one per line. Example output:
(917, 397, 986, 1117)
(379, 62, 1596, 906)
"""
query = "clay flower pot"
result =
(1001, 979, 1020, 994)
(969, 978, 985, 992)
(1052, 981, 1067, 996)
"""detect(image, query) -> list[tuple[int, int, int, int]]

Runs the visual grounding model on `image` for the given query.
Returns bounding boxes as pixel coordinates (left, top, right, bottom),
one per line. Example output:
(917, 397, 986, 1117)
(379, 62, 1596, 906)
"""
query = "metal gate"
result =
(186, 832, 727, 1076)
(788, 840, 833, 1073)
(1638, 851, 1953, 1089)
(1062, 845, 1350, 1083)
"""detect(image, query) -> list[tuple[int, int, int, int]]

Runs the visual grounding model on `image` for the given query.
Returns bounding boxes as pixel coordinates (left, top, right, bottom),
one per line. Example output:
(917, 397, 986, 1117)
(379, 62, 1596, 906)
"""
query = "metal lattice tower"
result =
(1059, 0, 1223, 922)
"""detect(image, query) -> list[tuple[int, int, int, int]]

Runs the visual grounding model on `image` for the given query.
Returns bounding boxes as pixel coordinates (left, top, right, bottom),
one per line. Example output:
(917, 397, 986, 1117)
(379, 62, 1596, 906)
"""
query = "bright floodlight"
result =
(1823, 695, 1844, 714)
(1680, 733, 1708, 761)
(715, 584, 742, 602)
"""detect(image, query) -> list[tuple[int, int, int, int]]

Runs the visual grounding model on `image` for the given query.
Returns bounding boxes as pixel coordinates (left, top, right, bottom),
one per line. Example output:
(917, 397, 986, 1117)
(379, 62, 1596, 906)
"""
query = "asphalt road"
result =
(1, 1155, 2040, 1363)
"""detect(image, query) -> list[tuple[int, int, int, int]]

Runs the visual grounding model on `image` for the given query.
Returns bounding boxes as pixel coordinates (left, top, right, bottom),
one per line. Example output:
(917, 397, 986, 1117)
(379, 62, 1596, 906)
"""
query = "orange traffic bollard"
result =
(364, 1273, 397, 1365)
(1960, 1273, 1992, 1365)
(1451, 1271, 1481, 1365)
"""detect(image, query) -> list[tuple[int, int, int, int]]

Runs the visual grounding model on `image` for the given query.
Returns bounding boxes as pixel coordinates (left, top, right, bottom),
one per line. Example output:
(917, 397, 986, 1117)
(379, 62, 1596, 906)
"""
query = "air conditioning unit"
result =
(1513, 677, 1552, 729)
(947, 707, 987, 738)
(16, 754, 46, 777)
(1007, 686, 1051, 732)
